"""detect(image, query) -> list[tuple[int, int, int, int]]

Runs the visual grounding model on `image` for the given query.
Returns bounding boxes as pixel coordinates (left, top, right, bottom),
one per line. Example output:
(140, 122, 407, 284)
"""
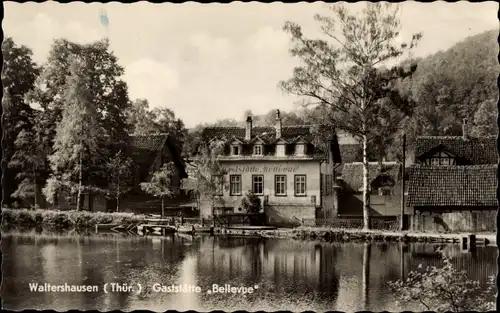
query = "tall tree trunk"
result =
(32, 163, 37, 209)
(116, 174, 120, 212)
(161, 196, 165, 218)
(77, 150, 83, 211)
(362, 135, 371, 230)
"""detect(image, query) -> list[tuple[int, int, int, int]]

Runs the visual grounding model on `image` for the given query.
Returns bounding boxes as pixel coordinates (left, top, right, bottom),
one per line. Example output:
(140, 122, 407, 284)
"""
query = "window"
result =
(426, 151, 455, 166)
(253, 145, 263, 155)
(275, 175, 287, 196)
(230, 175, 242, 196)
(276, 144, 285, 156)
(252, 175, 264, 195)
(295, 144, 305, 156)
(231, 145, 240, 156)
(213, 175, 223, 195)
(294, 175, 306, 196)
(323, 174, 333, 195)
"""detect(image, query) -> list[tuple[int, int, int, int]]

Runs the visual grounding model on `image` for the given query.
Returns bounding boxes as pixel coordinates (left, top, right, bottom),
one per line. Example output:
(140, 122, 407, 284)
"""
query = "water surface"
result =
(1, 233, 496, 311)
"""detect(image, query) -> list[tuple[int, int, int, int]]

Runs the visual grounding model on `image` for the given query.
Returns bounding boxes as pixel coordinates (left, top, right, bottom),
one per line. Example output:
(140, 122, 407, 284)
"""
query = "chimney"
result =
(462, 118, 468, 140)
(275, 109, 282, 139)
(245, 115, 252, 141)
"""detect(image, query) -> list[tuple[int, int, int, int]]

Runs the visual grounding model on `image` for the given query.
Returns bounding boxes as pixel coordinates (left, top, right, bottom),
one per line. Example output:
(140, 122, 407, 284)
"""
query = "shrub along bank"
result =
(1, 208, 144, 232)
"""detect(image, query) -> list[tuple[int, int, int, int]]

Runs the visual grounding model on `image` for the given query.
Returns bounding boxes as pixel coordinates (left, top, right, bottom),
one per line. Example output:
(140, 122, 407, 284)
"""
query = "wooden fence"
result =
(299, 217, 400, 231)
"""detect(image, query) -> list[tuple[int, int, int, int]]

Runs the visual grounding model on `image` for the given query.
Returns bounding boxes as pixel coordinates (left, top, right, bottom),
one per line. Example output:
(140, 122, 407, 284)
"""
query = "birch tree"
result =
(140, 162, 177, 218)
(189, 140, 227, 225)
(280, 3, 421, 229)
(46, 57, 101, 210)
(105, 151, 132, 212)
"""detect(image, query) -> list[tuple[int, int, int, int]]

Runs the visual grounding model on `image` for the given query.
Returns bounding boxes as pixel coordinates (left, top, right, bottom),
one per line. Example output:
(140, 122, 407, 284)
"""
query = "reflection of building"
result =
(407, 120, 497, 232)
(196, 237, 339, 297)
(54, 134, 190, 214)
(192, 110, 342, 225)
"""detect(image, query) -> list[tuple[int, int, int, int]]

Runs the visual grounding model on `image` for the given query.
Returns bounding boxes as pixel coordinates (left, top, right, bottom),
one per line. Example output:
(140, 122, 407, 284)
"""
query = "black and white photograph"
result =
(1, 1, 498, 312)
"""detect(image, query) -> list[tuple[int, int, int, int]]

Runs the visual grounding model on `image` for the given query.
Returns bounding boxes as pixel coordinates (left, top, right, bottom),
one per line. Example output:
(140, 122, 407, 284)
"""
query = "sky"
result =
(3, 1, 499, 127)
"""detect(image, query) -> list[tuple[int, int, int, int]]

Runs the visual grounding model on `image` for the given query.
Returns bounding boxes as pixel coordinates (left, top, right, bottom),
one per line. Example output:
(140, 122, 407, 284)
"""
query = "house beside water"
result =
(189, 110, 343, 226)
(406, 120, 498, 232)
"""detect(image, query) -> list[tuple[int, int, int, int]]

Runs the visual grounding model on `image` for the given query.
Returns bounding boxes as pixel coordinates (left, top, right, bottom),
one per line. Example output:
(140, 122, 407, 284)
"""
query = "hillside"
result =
(405, 29, 498, 136)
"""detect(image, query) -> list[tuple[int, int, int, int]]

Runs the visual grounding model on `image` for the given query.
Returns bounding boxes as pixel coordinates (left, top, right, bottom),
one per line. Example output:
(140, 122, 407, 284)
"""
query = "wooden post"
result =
(400, 133, 406, 231)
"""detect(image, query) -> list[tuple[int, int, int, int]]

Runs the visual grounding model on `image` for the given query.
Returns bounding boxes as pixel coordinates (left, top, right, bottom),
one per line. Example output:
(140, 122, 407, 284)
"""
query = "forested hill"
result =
(401, 29, 498, 144)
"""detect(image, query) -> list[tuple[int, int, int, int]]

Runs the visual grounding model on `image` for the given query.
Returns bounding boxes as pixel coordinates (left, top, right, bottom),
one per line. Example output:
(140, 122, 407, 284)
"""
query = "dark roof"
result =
(130, 134, 167, 151)
(129, 133, 187, 178)
(407, 165, 498, 207)
(341, 162, 401, 192)
(201, 125, 314, 143)
(415, 136, 497, 165)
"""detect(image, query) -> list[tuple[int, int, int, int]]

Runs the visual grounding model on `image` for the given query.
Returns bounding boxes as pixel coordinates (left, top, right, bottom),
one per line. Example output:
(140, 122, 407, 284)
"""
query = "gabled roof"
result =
(129, 133, 187, 178)
(340, 162, 401, 192)
(290, 135, 310, 144)
(415, 136, 497, 165)
(249, 136, 266, 144)
(407, 165, 498, 207)
(228, 136, 244, 144)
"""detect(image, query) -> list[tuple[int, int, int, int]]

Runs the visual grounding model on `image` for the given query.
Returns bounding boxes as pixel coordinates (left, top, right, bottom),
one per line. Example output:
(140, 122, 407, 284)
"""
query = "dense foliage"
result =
(140, 162, 178, 217)
(241, 191, 262, 214)
(388, 249, 496, 312)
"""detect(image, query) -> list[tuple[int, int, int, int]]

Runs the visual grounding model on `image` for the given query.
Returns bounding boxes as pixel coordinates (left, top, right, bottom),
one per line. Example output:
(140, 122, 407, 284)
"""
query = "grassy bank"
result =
(1, 208, 145, 232)
(216, 226, 496, 245)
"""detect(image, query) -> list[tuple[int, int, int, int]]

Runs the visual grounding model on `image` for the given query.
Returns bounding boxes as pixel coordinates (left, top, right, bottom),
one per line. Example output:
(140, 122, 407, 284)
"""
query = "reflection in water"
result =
(1, 234, 496, 312)
(362, 243, 371, 310)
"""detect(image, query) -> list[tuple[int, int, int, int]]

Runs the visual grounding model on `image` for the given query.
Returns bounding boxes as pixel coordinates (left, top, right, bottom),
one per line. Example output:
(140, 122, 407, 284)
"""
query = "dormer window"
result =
(253, 145, 263, 156)
(276, 144, 285, 157)
(231, 145, 240, 156)
(295, 143, 306, 156)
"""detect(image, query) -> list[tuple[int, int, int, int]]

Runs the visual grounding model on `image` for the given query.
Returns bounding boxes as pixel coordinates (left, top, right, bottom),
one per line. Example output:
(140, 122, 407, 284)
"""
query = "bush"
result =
(388, 248, 496, 312)
(1, 208, 145, 232)
(241, 191, 261, 214)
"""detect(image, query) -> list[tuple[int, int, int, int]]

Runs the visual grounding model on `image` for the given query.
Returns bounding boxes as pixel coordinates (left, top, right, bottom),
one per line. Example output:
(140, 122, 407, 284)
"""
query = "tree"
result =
(388, 249, 496, 312)
(241, 191, 262, 214)
(187, 140, 228, 225)
(280, 3, 421, 229)
(2, 37, 40, 206)
(127, 99, 159, 134)
(140, 162, 178, 218)
(105, 151, 133, 212)
(9, 110, 51, 209)
(471, 99, 497, 137)
(27, 38, 131, 155)
(127, 99, 188, 152)
(46, 57, 101, 210)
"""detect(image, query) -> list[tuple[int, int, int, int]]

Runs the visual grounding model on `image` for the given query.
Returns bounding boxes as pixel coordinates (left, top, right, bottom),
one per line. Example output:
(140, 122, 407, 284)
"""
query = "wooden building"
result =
(338, 161, 408, 219)
(407, 120, 498, 232)
(54, 133, 190, 215)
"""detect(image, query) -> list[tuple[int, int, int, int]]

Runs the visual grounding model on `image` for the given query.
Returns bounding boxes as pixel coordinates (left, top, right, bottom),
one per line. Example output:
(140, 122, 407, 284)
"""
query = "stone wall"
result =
(266, 204, 316, 227)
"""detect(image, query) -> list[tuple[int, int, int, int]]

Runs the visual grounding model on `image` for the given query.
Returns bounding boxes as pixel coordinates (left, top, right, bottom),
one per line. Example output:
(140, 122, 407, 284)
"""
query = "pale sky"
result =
(4, 1, 498, 127)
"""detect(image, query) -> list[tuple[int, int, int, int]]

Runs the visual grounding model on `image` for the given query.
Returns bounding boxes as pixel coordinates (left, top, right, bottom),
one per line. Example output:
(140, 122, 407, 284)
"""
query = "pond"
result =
(1, 233, 496, 312)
